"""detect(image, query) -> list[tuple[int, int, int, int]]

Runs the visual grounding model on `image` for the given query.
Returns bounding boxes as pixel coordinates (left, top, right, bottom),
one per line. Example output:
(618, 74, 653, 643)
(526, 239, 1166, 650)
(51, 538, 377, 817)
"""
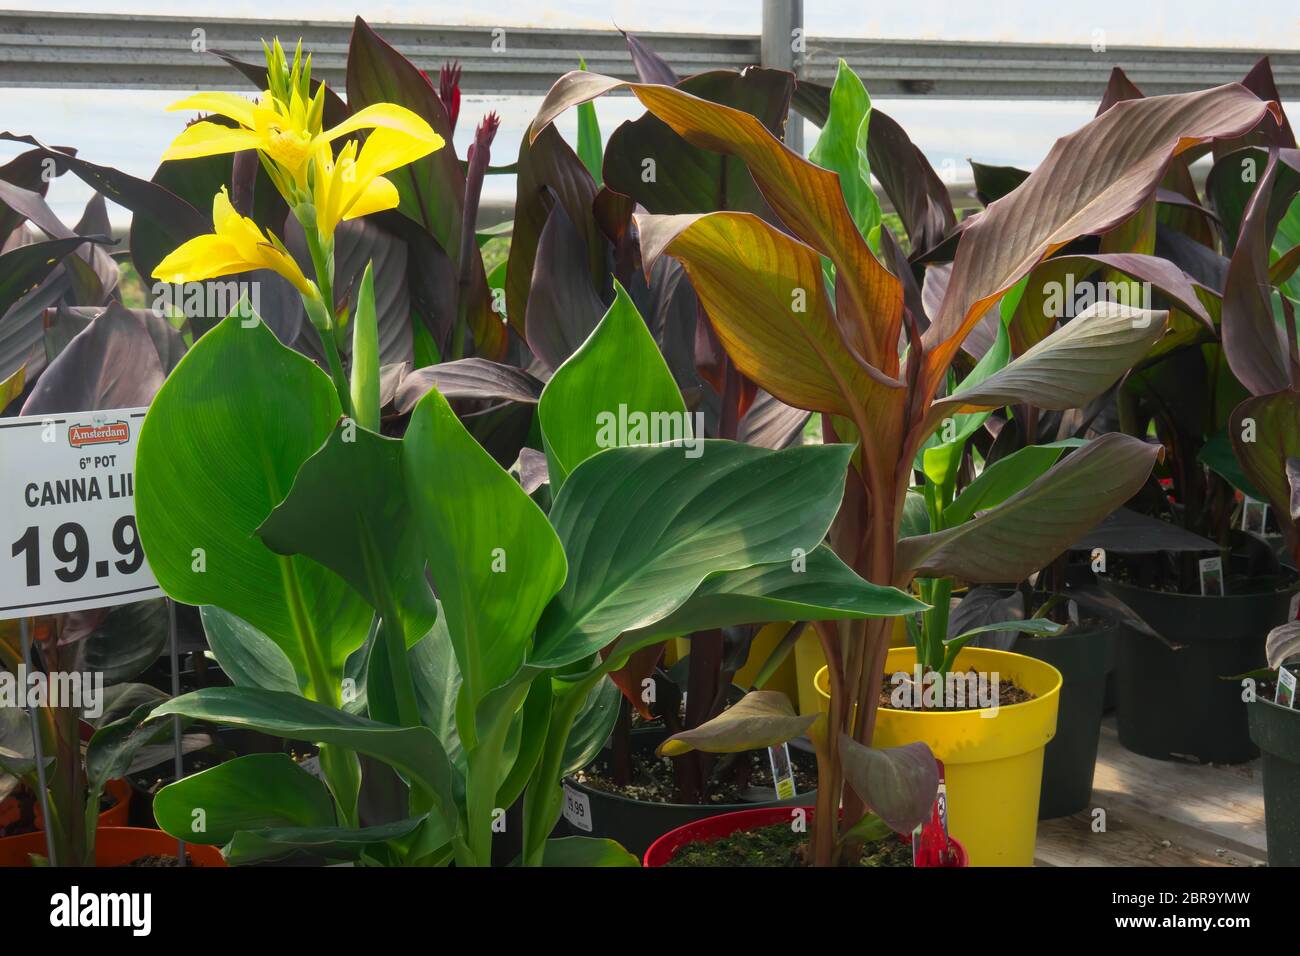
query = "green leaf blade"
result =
(152, 752, 337, 846)
(403, 386, 568, 707)
(135, 314, 371, 686)
(534, 441, 854, 668)
(538, 280, 687, 486)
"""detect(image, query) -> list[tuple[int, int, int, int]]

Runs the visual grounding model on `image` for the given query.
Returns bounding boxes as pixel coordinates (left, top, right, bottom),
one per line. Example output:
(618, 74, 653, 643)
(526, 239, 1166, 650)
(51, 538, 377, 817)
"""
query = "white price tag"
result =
(562, 783, 592, 832)
(1277, 668, 1297, 709)
(767, 743, 797, 800)
(0, 408, 162, 618)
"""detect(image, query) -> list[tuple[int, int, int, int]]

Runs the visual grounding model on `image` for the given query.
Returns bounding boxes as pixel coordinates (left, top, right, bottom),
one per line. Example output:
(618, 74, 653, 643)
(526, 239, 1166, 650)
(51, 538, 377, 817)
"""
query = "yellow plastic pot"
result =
(815, 646, 1061, 867)
(795, 618, 911, 716)
(663, 640, 680, 667)
(672, 621, 799, 701)
(737, 621, 800, 701)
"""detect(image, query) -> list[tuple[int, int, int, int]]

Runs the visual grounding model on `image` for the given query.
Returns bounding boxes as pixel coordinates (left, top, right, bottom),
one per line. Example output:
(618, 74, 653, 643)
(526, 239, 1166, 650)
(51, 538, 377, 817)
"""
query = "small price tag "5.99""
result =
(1, 408, 161, 618)
(562, 783, 592, 832)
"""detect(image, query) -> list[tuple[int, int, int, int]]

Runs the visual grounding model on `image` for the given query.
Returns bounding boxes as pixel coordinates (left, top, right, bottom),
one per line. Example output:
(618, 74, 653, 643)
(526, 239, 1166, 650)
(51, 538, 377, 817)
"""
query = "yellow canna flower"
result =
(311, 124, 445, 238)
(164, 90, 442, 192)
(152, 186, 316, 298)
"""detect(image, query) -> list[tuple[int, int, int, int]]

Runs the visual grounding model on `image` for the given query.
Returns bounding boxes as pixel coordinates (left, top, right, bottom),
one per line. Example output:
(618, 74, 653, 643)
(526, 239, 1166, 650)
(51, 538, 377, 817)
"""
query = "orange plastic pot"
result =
(0, 777, 131, 849)
(0, 826, 225, 867)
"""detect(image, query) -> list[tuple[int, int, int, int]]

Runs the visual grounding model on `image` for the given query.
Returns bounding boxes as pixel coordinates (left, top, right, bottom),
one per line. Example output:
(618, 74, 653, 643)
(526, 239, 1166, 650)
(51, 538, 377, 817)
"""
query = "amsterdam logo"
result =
(67, 421, 130, 449)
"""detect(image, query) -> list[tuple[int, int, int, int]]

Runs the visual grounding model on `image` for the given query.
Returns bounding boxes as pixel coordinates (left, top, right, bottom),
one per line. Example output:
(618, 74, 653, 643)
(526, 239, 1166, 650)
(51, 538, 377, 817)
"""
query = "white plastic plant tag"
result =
(0, 407, 162, 618)
(297, 755, 325, 780)
(1277, 668, 1297, 709)
(767, 743, 796, 800)
(1241, 497, 1269, 535)
(562, 783, 592, 832)
(1198, 556, 1224, 596)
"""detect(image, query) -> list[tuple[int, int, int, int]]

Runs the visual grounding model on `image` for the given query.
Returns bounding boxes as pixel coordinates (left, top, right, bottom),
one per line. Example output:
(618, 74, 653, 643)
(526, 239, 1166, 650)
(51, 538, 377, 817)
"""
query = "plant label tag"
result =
(1198, 556, 1224, 597)
(913, 759, 949, 867)
(562, 783, 592, 832)
(297, 755, 325, 780)
(1277, 668, 1297, 709)
(1241, 498, 1269, 535)
(767, 743, 796, 800)
(0, 408, 162, 619)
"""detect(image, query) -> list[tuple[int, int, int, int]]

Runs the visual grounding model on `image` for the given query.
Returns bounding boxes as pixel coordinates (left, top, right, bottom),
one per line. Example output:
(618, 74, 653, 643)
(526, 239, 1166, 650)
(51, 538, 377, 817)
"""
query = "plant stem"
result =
(679, 628, 723, 803)
(301, 225, 353, 417)
(521, 672, 599, 866)
(278, 555, 360, 826)
(924, 578, 953, 674)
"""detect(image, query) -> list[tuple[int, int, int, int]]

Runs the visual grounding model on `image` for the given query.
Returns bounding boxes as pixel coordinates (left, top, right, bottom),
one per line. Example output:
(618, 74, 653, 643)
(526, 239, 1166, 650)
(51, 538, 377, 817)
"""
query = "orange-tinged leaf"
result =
(601, 643, 662, 719)
(532, 72, 903, 374)
(638, 210, 907, 474)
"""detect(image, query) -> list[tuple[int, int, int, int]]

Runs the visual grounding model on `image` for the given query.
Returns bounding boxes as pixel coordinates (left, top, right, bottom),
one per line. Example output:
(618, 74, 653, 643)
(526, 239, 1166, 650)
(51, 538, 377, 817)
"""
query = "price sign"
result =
(1, 407, 161, 618)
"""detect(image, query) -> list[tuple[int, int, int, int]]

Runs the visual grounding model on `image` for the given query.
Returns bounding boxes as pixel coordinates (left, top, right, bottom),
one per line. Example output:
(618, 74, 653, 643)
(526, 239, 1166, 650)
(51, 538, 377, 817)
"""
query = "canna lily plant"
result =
(530, 63, 1279, 864)
(131, 266, 928, 863)
(926, 64, 1296, 628)
(152, 37, 445, 413)
(1211, 146, 1300, 789)
(1223, 145, 1300, 586)
(1078, 64, 1298, 582)
(0, 631, 197, 868)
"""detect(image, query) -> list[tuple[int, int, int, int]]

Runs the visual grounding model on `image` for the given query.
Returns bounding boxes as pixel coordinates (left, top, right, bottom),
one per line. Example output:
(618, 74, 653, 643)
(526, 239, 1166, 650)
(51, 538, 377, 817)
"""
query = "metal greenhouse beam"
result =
(0, 10, 1296, 99)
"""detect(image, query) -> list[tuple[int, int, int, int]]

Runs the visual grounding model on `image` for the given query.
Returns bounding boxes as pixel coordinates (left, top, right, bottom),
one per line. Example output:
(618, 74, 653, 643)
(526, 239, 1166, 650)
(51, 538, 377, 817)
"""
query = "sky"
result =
(2, 2, 1296, 225)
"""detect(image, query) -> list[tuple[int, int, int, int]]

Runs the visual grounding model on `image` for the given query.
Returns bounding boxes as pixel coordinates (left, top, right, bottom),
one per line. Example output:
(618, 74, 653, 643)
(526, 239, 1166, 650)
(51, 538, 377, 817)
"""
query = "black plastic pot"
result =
(1102, 627, 1119, 712)
(1102, 578, 1297, 764)
(1248, 698, 1300, 866)
(561, 727, 814, 857)
(1013, 623, 1114, 819)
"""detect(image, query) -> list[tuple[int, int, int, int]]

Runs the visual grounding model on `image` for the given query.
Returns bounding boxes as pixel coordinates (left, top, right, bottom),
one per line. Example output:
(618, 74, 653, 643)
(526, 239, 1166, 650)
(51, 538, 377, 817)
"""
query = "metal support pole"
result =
(762, 0, 805, 155)
(167, 598, 186, 866)
(20, 618, 57, 866)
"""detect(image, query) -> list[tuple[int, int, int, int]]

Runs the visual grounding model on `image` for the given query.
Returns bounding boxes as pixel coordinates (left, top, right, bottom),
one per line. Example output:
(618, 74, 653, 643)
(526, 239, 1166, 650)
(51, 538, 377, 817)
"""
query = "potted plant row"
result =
(2, 17, 1295, 869)
(528, 48, 1279, 864)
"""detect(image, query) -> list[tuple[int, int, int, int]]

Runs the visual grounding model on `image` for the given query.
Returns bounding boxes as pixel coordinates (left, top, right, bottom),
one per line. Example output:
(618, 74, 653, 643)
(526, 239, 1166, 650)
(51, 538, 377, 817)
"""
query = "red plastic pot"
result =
(644, 806, 968, 868)
(0, 827, 226, 867)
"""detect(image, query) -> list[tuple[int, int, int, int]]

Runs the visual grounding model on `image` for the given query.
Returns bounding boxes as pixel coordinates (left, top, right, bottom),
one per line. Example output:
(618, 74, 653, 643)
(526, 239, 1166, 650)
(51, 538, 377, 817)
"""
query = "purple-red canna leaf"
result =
(1231, 392, 1300, 553)
(924, 84, 1278, 402)
(1221, 148, 1300, 395)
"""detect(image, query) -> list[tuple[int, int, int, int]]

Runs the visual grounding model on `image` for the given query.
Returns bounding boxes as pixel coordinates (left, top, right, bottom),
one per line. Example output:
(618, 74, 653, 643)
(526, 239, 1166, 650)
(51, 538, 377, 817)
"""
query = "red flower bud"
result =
(439, 61, 462, 134)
